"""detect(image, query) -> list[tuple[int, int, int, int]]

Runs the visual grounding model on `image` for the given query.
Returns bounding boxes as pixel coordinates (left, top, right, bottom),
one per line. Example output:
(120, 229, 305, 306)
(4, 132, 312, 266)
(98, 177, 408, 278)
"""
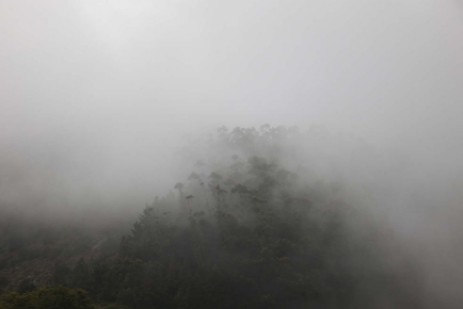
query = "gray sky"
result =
(1, 0, 462, 201)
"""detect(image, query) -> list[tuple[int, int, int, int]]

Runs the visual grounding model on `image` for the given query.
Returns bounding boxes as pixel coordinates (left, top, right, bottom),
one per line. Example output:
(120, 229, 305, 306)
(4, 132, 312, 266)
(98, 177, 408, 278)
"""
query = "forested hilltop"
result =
(0, 126, 421, 308)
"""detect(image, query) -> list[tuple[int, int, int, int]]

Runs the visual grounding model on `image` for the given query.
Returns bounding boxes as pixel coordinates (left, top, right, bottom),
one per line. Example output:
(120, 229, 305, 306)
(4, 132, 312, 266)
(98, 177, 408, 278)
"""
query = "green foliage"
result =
(0, 287, 93, 309)
(0, 126, 422, 308)
(90, 126, 396, 308)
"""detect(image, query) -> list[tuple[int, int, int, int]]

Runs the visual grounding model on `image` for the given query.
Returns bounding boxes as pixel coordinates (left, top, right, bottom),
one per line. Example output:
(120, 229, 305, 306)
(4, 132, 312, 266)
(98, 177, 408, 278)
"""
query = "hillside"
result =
(0, 126, 421, 308)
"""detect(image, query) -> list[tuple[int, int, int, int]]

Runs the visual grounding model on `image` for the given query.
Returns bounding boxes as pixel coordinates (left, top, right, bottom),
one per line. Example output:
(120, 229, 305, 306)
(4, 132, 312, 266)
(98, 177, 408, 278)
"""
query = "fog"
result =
(1, 0, 463, 307)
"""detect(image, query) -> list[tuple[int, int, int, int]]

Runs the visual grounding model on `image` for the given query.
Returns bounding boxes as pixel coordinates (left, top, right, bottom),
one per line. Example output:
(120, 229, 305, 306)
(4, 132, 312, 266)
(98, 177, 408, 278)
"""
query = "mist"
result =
(1, 0, 463, 307)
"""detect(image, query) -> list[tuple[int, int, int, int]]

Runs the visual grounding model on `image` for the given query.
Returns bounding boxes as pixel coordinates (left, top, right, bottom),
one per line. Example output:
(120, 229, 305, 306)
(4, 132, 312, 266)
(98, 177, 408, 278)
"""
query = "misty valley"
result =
(0, 127, 422, 309)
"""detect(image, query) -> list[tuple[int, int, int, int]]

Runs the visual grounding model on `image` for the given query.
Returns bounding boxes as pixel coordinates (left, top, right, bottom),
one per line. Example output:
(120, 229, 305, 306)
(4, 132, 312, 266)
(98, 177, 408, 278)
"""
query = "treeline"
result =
(0, 126, 422, 308)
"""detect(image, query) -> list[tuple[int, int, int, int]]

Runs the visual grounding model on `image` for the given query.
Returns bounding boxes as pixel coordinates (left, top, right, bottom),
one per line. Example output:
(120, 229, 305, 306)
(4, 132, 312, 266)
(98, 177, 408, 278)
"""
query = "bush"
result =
(0, 286, 93, 309)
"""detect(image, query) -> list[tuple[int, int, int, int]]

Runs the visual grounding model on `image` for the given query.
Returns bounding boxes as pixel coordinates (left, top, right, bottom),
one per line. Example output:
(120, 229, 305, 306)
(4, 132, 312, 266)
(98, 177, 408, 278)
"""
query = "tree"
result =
(0, 287, 94, 309)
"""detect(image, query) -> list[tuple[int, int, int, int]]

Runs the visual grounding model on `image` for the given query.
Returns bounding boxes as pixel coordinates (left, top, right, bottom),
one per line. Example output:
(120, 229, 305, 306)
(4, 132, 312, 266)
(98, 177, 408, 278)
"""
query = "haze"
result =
(1, 0, 463, 307)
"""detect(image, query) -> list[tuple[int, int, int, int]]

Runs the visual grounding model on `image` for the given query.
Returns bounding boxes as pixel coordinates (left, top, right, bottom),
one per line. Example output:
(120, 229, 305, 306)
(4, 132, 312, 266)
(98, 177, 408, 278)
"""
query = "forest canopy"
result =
(0, 126, 421, 309)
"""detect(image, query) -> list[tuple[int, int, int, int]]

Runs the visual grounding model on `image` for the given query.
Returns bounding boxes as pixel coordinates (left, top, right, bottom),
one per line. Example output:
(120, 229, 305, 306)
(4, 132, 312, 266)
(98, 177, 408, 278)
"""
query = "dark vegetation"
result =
(0, 126, 421, 308)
